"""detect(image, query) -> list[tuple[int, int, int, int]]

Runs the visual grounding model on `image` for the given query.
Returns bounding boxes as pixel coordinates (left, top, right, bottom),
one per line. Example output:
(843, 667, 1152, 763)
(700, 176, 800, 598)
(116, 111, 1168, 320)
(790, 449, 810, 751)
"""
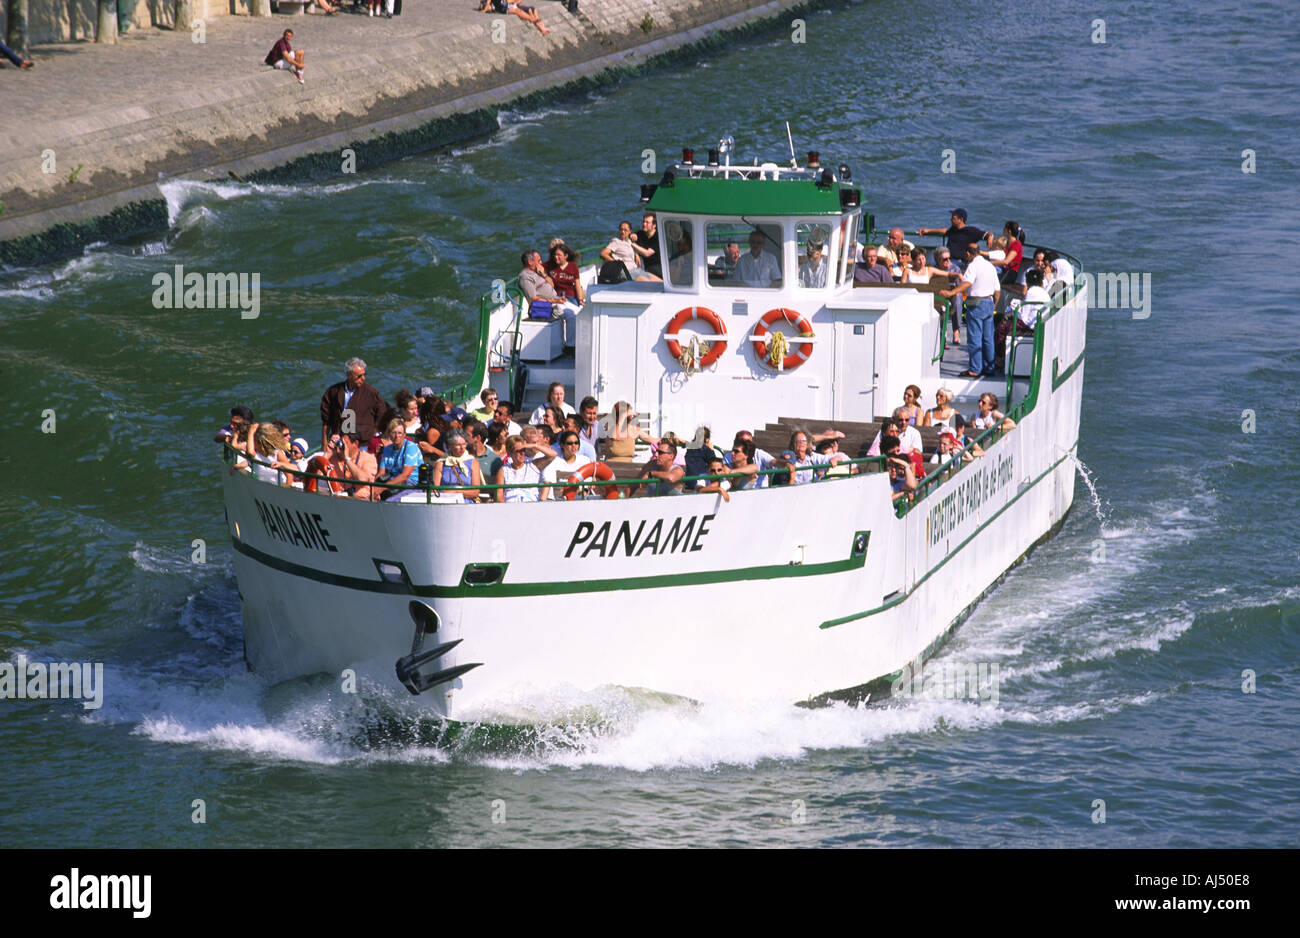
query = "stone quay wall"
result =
(1, 0, 837, 266)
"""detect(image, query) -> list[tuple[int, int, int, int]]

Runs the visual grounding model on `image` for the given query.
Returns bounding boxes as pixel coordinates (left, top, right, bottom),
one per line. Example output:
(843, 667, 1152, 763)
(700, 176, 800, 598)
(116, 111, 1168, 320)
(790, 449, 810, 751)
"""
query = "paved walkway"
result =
(1, 0, 808, 249)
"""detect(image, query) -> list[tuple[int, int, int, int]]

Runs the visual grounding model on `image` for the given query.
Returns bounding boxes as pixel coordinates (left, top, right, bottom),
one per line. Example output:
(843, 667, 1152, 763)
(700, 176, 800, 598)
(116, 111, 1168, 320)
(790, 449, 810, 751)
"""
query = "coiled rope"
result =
(767, 330, 788, 370)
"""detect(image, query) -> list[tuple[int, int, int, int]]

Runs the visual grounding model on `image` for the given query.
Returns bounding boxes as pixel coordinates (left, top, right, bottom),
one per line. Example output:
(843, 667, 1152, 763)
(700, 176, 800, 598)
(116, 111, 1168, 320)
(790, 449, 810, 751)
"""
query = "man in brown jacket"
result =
(320, 357, 388, 450)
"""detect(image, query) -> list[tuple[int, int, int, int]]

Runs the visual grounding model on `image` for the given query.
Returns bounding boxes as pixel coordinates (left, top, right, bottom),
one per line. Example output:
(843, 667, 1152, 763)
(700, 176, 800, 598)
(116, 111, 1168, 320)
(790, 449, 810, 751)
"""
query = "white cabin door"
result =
(832, 315, 876, 422)
(595, 308, 643, 411)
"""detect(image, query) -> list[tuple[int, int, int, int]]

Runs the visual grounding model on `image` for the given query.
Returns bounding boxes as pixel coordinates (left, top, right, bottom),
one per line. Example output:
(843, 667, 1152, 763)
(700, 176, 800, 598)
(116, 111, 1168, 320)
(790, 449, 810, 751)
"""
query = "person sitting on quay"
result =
(918, 208, 992, 273)
(495, 435, 550, 502)
(374, 418, 422, 498)
(320, 357, 387, 453)
(265, 28, 306, 85)
(432, 429, 484, 502)
(1, 36, 34, 69)
(479, 0, 551, 34)
(636, 439, 685, 497)
(854, 244, 893, 284)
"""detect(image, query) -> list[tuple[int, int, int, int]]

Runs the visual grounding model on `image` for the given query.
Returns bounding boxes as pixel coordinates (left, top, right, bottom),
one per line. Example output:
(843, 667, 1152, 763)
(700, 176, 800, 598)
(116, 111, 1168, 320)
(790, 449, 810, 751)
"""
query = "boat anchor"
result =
(395, 600, 482, 696)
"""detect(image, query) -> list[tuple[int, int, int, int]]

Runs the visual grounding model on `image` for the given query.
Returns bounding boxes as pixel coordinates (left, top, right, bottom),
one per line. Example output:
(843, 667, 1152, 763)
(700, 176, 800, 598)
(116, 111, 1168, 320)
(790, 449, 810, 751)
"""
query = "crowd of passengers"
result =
(216, 359, 1015, 506)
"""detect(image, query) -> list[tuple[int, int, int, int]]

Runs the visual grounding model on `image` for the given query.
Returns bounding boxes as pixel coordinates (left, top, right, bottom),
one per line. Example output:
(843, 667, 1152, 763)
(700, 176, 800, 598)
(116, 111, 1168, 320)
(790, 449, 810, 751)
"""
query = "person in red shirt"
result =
(993, 220, 1024, 291)
(544, 242, 585, 304)
(265, 29, 305, 84)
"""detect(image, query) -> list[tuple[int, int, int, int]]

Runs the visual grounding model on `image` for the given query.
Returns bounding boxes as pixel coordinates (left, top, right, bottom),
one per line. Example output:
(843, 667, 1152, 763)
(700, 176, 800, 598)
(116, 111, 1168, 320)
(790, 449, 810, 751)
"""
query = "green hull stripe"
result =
(1051, 349, 1086, 391)
(230, 534, 867, 598)
(818, 443, 1077, 629)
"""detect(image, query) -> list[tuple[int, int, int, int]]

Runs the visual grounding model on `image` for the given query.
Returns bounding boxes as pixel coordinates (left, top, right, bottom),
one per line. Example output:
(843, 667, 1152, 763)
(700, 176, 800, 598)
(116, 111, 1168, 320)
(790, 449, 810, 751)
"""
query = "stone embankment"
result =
(0, 0, 826, 266)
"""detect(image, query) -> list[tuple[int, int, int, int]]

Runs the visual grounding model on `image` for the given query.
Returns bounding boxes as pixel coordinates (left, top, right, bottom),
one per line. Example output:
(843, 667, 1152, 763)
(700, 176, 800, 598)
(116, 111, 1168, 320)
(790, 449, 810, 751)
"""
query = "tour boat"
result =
(220, 138, 1087, 720)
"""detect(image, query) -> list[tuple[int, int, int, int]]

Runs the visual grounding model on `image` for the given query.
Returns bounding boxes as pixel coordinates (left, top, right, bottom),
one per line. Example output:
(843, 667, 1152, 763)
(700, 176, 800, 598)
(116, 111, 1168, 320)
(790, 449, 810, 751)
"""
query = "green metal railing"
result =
(224, 440, 891, 502)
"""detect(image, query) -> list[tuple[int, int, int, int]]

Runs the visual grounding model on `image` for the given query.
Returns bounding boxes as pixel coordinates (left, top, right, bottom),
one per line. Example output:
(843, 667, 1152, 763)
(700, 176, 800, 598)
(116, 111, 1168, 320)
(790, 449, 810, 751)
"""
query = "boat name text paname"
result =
(565, 514, 717, 559)
(254, 498, 340, 553)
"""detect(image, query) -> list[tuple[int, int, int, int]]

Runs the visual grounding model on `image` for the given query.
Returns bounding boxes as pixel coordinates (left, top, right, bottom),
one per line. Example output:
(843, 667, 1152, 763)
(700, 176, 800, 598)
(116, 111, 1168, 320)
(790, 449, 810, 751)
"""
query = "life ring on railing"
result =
(665, 306, 727, 369)
(562, 461, 620, 500)
(303, 455, 346, 494)
(752, 307, 814, 371)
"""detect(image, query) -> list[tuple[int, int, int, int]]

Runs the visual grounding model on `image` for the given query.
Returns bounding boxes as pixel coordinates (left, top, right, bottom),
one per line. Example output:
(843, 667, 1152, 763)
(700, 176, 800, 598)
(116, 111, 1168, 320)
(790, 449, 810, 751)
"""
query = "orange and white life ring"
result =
(752, 307, 814, 370)
(304, 455, 346, 494)
(562, 461, 620, 500)
(665, 306, 727, 368)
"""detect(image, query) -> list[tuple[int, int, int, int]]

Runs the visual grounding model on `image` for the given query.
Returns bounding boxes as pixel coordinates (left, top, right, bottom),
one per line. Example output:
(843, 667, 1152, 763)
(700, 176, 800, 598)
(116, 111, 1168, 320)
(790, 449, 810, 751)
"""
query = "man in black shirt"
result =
(919, 208, 992, 272)
(633, 212, 662, 279)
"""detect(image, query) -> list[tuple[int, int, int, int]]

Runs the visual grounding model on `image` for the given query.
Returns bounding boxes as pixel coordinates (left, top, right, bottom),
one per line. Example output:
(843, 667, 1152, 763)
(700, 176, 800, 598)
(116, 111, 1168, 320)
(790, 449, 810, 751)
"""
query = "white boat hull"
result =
(223, 283, 1086, 719)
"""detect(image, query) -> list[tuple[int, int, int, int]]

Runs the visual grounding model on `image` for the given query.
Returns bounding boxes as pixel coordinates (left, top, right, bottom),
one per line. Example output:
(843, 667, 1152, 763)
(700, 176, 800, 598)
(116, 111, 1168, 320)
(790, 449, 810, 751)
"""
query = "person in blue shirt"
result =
(375, 418, 422, 498)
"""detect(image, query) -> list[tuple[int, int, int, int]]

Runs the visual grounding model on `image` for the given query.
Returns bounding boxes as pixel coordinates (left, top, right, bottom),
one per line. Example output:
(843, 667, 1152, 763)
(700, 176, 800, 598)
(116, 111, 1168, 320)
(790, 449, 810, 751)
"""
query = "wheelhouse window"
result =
(796, 222, 832, 289)
(664, 218, 696, 289)
(706, 222, 783, 289)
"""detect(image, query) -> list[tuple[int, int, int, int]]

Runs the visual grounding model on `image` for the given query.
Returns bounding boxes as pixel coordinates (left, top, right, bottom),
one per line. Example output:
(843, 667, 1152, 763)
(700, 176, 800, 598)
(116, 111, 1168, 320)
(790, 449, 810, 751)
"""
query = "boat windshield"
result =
(706, 221, 783, 289)
(796, 222, 832, 289)
(664, 218, 696, 289)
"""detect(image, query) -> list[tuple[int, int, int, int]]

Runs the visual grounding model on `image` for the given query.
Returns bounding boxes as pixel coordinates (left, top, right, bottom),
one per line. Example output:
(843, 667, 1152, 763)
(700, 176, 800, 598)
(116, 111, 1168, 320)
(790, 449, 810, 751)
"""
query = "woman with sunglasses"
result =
(432, 430, 484, 503)
(494, 434, 553, 502)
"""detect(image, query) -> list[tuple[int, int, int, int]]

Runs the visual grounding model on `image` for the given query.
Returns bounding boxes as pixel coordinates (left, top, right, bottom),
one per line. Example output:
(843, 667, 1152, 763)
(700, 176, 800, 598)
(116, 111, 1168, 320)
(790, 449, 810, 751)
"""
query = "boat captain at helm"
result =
(737, 231, 781, 288)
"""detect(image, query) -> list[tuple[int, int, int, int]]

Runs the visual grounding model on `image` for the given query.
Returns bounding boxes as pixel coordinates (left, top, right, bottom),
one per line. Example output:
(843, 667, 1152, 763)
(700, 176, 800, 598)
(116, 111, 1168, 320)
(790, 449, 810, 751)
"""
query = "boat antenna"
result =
(785, 121, 798, 169)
